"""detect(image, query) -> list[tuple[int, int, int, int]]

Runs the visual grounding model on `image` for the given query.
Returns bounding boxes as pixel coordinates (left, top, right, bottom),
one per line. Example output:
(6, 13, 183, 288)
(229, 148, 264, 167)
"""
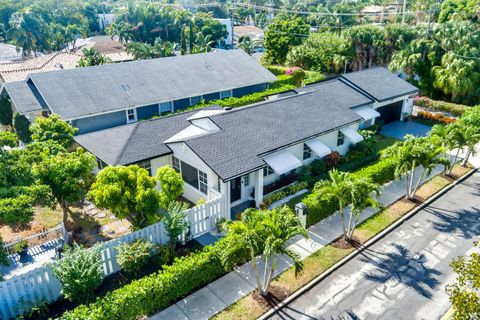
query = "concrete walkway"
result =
(151, 165, 446, 320)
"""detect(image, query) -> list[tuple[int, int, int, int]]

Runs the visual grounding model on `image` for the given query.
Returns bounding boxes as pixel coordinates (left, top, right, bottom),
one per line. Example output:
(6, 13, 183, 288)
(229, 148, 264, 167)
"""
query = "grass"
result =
(212, 165, 472, 320)
(375, 134, 399, 152)
(36, 207, 62, 229)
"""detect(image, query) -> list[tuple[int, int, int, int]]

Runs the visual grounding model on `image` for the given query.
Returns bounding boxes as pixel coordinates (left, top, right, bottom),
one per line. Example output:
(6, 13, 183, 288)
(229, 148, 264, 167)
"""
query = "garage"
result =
(376, 100, 403, 125)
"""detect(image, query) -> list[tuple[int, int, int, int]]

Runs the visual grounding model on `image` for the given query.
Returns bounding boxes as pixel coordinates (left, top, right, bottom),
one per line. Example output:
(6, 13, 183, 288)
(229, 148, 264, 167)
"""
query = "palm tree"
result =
(347, 178, 380, 240)
(428, 124, 455, 173)
(77, 48, 111, 67)
(192, 32, 214, 53)
(238, 37, 254, 55)
(460, 125, 480, 167)
(221, 206, 308, 297)
(6, 12, 49, 57)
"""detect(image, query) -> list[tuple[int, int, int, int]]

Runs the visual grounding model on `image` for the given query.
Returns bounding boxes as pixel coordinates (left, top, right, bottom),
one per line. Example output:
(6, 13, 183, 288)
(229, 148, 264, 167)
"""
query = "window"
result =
(181, 161, 199, 190)
(159, 102, 173, 115)
(263, 165, 275, 177)
(137, 160, 152, 175)
(220, 90, 232, 99)
(199, 170, 208, 194)
(190, 96, 202, 106)
(217, 178, 222, 193)
(303, 144, 312, 160)
(172, 156, 180, 172)
(243, 174, 250, 186)
(126, 108, 137, 123)
(337, 131, 345, 146)
(97, 159, 106, 170)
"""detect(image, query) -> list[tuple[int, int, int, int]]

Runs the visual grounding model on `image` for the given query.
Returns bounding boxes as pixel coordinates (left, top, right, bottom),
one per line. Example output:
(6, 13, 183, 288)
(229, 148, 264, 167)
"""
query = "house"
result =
(74, 67, 418, 218)
(0, 43, 24, 63)
(0, 52, 81, 84)
(1, 50, 277, 133)
(73, 35, 133, 63)
(360, 4, 400, 24)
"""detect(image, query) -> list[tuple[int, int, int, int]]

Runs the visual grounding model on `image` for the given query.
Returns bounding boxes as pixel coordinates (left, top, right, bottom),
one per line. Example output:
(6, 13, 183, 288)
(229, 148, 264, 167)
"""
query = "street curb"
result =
(258, 167, 478, 320)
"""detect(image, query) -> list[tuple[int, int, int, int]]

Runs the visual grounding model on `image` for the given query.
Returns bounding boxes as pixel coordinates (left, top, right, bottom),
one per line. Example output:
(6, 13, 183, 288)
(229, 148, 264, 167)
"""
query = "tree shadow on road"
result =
(273, 305, 360, 320)
(424, 207, 480, 240)
(359, 243, 441, 299)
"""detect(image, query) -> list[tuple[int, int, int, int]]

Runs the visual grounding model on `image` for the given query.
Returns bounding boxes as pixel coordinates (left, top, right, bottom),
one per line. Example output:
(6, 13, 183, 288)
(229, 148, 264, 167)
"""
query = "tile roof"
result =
(24, 50, 277, 120)
(341, 67, 419, 102)
(0, 52, 81, 83)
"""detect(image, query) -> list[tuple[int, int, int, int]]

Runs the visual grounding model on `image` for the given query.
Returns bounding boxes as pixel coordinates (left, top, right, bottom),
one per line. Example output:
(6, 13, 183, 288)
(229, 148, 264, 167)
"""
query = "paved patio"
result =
(151, 164, 445, 320)
(380, 120, 432, 140)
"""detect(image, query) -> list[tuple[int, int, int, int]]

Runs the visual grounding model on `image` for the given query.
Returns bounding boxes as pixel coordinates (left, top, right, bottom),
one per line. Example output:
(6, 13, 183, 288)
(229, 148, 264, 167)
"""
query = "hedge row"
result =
(303, 157, 398, 226)
(414, 96, 467, 117)
(61, 239, 234, 319)
(261, 181, 308, 209)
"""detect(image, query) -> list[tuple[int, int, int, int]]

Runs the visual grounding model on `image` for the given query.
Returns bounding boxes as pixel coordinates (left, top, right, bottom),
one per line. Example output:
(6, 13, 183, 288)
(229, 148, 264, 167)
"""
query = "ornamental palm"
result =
(347, 178, 380, 240)
(6, 12, 49, 57)
(221, 206, 308, 296)
(460, 126, 480, 167)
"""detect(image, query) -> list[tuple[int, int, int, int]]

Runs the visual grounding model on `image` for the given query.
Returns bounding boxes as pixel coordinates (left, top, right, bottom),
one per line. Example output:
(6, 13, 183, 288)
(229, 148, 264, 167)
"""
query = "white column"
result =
(225, 181, 231, 220)
(254, 168, 264, 208)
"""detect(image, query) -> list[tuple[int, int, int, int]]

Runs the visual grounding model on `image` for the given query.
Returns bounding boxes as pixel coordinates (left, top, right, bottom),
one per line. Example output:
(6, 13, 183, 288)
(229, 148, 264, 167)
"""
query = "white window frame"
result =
(303, 143, 312, 160)
(243, 174, 250, 186)
(126, 108, 137, 123)
(189, 95, 203, 106)
(220, 90, 232, 99)
(337, 131, 345, 146)
(199, 170, 208, 195)
(158, 101, 173, 115)
(263, 165, 275, 177)
(172, 156, 181, 172)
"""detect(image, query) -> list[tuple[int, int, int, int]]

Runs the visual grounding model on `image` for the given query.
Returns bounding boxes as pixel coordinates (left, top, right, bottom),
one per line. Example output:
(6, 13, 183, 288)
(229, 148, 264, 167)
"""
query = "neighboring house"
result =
(74, 67, 418, 218)
(74, 35, 133, 63)
(1, 50, 277, 133)
(360, 4, 400, 24)
(0, 52, 81, 84)
(233, 25, 264, 43)
(0, 43, 24, 63)
(216, 18, 233, 48)
(97, 13, 116, 31)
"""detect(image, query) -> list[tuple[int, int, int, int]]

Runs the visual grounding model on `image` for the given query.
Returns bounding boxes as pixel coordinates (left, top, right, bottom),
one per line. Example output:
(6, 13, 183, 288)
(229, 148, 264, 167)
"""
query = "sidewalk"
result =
(150, 164, 446, 320)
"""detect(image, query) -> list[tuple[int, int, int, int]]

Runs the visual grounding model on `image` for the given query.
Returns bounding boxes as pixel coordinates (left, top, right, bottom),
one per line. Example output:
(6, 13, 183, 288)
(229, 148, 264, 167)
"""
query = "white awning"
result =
(305, 139, 331, 158)
(354, 106, 380, 121)
(340, 127, 364, 144)
(263, 150, 302, 175)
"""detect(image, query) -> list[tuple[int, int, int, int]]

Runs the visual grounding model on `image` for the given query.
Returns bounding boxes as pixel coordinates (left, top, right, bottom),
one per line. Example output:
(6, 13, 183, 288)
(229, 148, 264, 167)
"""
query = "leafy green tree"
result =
(117, 239, 153, 277)
(345, 24, 387, 70)
(238, 36, 254, 55)
(33, 148, 96, 226)
(318, 1, 357, 35)
(163, 201, 190, 256)
(30, 114, 78, 148)
(126, 39, 176, 60)
(383, 135, 449, 199)
(13, 112, 32, 143)
(6, 11, 49, 57)
(77, 48, 110, 67)
(52, 244, 103, 304)
(0, 97, 13, 126)
(221, 206, 308, 296)
(156, 165, 184, 209)
(439, 0, 479, 23)
(446, 242, 480, 319)
(0, 194, 35, 225)
(88, 165, 160, 229)
(0, 130, 18, 148)
(264, 16, 310, 64)
(459, 106, 480, 134)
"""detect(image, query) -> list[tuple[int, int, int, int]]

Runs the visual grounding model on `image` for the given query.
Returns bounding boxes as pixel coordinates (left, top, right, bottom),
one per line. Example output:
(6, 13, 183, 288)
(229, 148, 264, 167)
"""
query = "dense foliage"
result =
(12, 112, 31, 143)
(156, 166, 184, 209)
(0, 97, 13, 126)
(0, 130, 18, 148)
(116, 239, 154, 278)
(53, 244, 103, 304)
(30, 114, 78, 148)
(414, 96, 468, 117)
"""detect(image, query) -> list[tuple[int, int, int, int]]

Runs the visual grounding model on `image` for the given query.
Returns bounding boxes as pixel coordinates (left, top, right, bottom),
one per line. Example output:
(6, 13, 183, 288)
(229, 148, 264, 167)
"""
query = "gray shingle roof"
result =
(74, 106, 223, 165)
(2, 81, 46, 113)
(185, 79, 371, 181)
(25, 50, 277, 120)
(340, 67, 418, 102)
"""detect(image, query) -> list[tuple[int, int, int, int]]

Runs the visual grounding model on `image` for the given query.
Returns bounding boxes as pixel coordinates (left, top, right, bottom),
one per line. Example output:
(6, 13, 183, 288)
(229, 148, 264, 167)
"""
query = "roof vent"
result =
(223, 107, 232, 111)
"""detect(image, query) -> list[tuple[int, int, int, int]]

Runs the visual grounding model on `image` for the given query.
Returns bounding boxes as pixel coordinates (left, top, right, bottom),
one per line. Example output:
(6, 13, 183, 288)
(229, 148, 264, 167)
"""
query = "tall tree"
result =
(6, 11, 49, 57)
(30, 114, 78, 149)
(156, 165, 183, 210)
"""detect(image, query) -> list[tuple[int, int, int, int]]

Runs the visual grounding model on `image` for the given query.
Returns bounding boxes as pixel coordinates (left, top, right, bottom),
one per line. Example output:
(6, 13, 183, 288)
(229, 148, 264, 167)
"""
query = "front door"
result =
(230, 177, 242, 203)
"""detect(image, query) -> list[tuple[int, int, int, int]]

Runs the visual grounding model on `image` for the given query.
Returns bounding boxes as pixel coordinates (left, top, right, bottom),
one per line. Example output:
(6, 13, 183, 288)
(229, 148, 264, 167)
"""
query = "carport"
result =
(376, 101, 403, 125)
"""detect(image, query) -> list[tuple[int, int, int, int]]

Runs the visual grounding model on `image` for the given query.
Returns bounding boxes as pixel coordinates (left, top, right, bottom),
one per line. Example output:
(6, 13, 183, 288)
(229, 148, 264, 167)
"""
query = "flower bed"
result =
(416, 110, 456, 125)
(414, 96, 467, 117)
(260, 181, 308, 209)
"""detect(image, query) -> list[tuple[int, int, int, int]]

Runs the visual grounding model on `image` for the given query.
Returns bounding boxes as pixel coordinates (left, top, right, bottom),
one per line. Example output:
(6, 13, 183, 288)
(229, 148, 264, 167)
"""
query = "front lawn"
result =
(212, 165, 472, 320)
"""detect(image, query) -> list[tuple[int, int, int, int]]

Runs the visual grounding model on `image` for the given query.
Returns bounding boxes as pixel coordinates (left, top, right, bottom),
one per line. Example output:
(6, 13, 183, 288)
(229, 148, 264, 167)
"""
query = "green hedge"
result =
(414, 96, 467, 117)
(261, 181, 308, 208)
(61, 239, 234, 320)
(302, 157, 398, 226)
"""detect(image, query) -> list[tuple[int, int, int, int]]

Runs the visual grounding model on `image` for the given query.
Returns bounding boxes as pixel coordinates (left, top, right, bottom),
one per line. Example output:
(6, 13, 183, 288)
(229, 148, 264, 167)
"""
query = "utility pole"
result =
(401, 0, 407, 24)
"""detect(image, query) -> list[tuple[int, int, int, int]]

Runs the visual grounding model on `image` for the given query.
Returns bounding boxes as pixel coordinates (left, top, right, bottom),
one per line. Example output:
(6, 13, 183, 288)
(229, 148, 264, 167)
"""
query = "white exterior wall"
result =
(168, 142, 220, 204)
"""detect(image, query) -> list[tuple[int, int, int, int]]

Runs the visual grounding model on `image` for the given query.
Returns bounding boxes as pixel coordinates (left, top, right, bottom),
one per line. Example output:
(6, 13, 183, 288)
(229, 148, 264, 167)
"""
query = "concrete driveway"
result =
(380, 121, 432, 140)
(269, 172, 480, 320)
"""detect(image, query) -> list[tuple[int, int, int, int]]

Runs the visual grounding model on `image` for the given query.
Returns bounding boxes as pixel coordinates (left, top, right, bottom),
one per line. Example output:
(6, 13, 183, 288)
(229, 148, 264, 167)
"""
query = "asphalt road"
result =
(269, 172, 480, 320)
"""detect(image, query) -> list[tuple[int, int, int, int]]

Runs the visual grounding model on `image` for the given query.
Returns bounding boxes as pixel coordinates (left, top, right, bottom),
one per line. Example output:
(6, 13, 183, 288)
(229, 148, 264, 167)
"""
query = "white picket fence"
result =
(0, 196, 227, 319)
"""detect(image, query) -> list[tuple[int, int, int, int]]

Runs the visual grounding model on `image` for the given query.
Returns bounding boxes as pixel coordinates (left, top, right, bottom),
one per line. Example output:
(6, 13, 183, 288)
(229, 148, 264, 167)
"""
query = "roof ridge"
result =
(115, 122, 141, 165)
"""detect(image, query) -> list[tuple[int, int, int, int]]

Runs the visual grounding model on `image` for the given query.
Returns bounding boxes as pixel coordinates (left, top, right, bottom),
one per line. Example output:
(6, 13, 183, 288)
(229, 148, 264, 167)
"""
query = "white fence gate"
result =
(0, 196, 227, 319)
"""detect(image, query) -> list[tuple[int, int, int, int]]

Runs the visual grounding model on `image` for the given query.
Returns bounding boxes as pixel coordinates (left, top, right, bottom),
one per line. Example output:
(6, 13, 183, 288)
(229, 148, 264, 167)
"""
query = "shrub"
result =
(266, 65, 289, 76)
(0, 131, 18, 148)
(326, 151, 340, 169)
(351, 157, 398, 185)
(154, 244, 173, 267)
(156, 165, 184, 209)
(304, 70, 325, 85)
(417, 111, 456, 125)
(52, 244, 103, 304)
(0, 235, 8, 266)
(12, 112, 32, 143)
(414, 96, 467, 117)
(117, 239, 154, 277)
(261, 181, 308, 208)
(0, 97, 12, 126)
(0, 195, 35, 225)
(60, 240, 232, 320)
(30, 114, 78, 148)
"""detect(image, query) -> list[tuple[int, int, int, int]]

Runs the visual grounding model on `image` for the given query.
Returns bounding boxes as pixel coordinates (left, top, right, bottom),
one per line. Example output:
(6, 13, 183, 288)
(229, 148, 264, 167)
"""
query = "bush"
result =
(261, 181, 308, 208)
(0, 195, 35, 225)
(154, 244, 173, 267)
(53, 244, 103, 304)
(416, 111, 456, 125)
(0, 97, 12, 126)
(30, 114, 78, 148)
(61, 240, 233, 320)
(117, 239, 154, 277)
(12, 112, 32, 143)
(304, 70, 325, 85)
(351, 157, 398, 185)
(0, 235, 8, 266)
(326, 151, 340, 169)
(414, 96, 467, 117)
(0, 131, 18, 148)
